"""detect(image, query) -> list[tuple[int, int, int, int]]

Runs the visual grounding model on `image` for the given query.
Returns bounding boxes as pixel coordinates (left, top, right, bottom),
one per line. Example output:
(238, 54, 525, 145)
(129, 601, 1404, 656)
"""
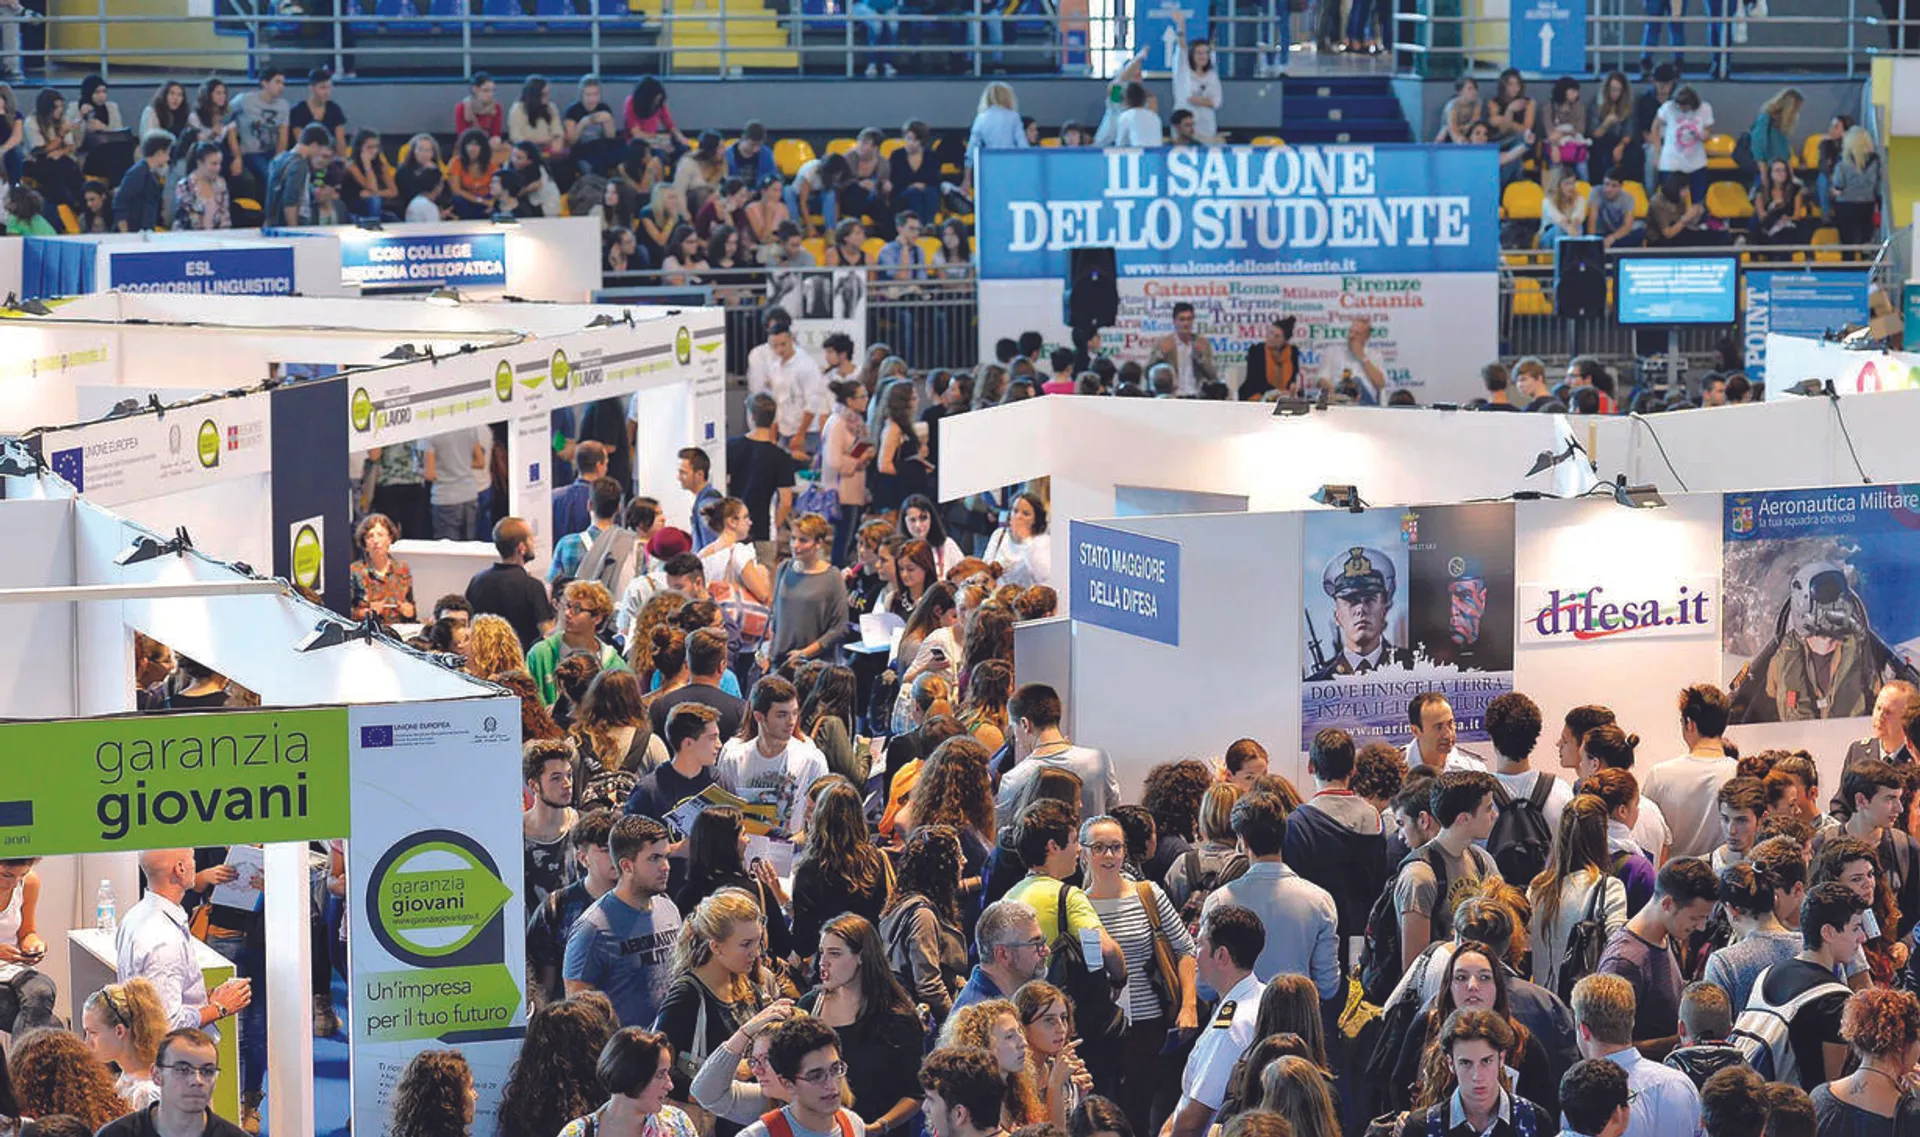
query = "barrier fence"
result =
(11, 0, 1919, 80)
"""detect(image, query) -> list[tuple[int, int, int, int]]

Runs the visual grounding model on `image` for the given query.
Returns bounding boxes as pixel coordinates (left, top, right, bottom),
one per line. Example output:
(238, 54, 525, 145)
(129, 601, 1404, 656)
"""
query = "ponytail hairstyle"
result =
(84, 977, 168, 1071)
(672, 887, 763, 999)
(1719, 861, 1777, 918)
(1580, 723, 1640, 770)
(702, 495, 746, 537)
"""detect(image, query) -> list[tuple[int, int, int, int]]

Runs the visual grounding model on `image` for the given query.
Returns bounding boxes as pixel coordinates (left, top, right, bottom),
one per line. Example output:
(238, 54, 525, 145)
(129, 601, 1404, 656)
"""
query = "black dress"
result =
(795, 990, 926, 1129)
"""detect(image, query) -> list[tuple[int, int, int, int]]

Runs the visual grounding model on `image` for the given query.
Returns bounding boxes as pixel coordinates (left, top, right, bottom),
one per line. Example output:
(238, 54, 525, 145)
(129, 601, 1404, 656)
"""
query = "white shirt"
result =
(761, 347, 828, 439)
(404, 194, 440, 223)
(1405, 737, 1489, 773)
(1178, 972, 1263, 1113)
(1321, 340, 1389, 405)
(1173, 338, 1197, 396)
(1631, 796, 1673, 862)
(116, 891, 214, 1036)
(1492, 768, 1575, 833)
(1172, 52, 1223, 141)
(1655, 100, 1714, 173)
(984, 527, 1050, 587)
(997, 744, 1123, 819)
(1111, 106, 1163, 148)
(717, 735, 829, 834)
(1594, 1045, 1701, 1137)
(1640, 751, 1737, 860)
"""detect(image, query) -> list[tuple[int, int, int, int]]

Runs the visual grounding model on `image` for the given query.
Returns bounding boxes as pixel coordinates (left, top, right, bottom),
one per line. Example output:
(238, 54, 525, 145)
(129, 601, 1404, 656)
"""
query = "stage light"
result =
(380, 343, 424, 361)
(295, 615, 393, 653)
(1311, 484, 1367, 513)
(113, 527, 194, 567)
(1786, 378, 1836, 397)
(0, 439, 39, 477)
(355, 219, 384, 232)
(425, 286, 465, 307)
(1610, 476, 1667, 510)
(1271, 390, 1328, 417)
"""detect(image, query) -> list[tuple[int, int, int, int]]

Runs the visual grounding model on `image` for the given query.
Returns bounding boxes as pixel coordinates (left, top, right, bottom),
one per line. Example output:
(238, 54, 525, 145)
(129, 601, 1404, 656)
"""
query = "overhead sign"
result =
(1511, 0, 1585, 74)
(1517, 577, 1719, 645)
(1069, 520, 1181, 646)
(339, 232, 508, 292)
(41, 391, 274, 507)
(1617, 257, 1739, 325)
(975, 144, 1501, 280)
(1134, 0, 1208, 73)
(1744, 270, 1872, 385)
(0, 709, 350, 857)
(107, 246, 297, 296)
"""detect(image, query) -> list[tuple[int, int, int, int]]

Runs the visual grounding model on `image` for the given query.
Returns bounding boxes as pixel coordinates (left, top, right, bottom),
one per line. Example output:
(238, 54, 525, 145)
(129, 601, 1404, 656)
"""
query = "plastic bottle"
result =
(95, 879, 117, 935)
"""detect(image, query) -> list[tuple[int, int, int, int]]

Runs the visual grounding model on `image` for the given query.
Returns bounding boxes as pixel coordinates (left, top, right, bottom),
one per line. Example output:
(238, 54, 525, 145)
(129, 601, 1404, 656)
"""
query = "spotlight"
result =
(1610, 475, 1667, 510)
(0, 439, 40, 477)
(113, 526, 194, 567)
(2, 294, 52, 316)
(1271, 390, 1328, 417)
(1526, 437, 1586, 478)
(1786, 378, 1836, 397)
(381, 343, 424, 361)
(586, 313, 621, 328)
(355, 218, 384, 232)
(425, 286, 465, 307)
(1311, 484, 1367, 512)
(295, 615, 393, 652)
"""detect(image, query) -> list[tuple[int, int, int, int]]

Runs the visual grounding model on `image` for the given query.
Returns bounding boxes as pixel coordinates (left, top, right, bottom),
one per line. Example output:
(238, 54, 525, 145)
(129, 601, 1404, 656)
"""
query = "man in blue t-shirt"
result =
(628, 702, 723, 886)
(562, 814, 680, 1029)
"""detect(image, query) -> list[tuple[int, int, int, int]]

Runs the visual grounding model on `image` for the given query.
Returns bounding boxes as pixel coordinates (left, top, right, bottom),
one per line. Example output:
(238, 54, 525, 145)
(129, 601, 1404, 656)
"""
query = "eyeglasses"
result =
(794, 1061, 849, 1086)
(162, 1062, 221, 1082)
(1087, 842, 1126, 856)
(1005, 937, 1049, 954)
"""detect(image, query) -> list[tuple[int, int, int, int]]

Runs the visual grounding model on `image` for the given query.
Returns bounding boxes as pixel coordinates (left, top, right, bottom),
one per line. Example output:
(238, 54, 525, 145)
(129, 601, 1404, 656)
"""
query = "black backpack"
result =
(1044, 882, 1122, 1042)
(1486, 774, 1555, 887)
(1555, 875, 1618, 1002)
(1360, 844, 1448, 1006)
(1178, 846, 1249, 934)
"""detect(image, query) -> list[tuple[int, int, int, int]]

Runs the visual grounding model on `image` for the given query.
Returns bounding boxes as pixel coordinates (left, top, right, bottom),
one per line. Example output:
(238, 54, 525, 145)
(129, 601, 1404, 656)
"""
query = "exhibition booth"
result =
(0, 470, 522, 1137)
(0, 218, 603, 304)
(0, 293, 727, 605)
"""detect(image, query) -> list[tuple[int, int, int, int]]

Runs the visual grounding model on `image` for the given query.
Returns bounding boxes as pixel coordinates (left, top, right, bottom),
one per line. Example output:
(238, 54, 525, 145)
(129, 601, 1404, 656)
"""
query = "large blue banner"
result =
(975, 144, 1501, 281)
(339, 232, 508, 292)
(1069, 520, 1181, 646)
(1744, 269, 1872, 385)
(108, 246, 295, 295)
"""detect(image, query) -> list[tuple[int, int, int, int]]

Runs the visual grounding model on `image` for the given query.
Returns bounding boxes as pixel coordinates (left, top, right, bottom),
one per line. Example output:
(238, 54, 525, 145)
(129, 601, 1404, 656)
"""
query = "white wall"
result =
(0, 497, 76, 719)
(1067, 510, 1307, 795)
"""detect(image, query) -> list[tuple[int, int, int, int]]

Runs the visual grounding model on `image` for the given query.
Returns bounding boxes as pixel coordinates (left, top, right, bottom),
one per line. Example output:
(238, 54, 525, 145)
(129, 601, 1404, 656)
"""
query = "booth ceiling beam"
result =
(0, 580, 286, 604)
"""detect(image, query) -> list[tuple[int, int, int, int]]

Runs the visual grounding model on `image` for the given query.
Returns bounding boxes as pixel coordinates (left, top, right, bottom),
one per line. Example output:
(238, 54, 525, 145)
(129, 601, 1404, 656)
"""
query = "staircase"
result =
(1278, 75, 1411, 145)
(663, 0, 797, 72)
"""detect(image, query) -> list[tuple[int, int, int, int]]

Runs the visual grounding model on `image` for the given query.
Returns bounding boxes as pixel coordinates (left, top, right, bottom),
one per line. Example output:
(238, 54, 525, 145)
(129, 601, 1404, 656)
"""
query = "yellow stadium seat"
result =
(801, 236, 826, 263)
(1623, 180, 1650, 219)
(57, 203, 77, 233)
(1502, 180, 1545, 220)
(1513, 277, 1553, 317)
(918, 236, 942, 261)
(880, 138, 906, 158)
(1798, 133, 1821, 170)
(773, 138, 817, 178)
(1575, 181, 1592, 201)
(1706, 180, 1754, 219)
(1705, 133, 1738, 170)
(1812, 225, 1843, 261)
(1040, 138, 1061, 147)
(1249, 135, 1284, 146)
(825, 137, 857, 157)
(861, 236, 886, 261)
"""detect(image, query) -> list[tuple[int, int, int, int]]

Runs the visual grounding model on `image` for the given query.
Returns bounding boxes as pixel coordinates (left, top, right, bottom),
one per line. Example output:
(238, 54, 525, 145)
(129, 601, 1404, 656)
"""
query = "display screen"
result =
(1616, 257, 1739, 325)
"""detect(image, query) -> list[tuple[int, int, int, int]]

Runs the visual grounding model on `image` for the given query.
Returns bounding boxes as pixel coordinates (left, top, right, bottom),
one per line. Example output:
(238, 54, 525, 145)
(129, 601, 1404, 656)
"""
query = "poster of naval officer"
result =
(1300, 503, 1515, 751)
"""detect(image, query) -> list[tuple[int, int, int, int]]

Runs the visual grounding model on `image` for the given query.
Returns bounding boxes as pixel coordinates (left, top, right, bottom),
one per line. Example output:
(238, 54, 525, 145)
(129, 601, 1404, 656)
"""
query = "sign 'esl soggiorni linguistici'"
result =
(0, 709, 350, 858)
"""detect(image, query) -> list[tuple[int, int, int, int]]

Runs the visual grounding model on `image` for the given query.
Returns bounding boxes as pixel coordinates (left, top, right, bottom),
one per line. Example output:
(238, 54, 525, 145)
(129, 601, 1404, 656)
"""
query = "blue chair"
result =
(427, 0, 467, 30)
(480, 0, 529, 28)
(596, 0, 647, 24)
(365, 0, 431, 30)
(533, 0, 580, 21)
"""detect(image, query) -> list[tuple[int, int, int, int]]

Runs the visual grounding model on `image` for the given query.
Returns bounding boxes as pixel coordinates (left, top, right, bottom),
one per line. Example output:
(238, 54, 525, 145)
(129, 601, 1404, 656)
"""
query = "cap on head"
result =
(1324, 546, 1395, 599)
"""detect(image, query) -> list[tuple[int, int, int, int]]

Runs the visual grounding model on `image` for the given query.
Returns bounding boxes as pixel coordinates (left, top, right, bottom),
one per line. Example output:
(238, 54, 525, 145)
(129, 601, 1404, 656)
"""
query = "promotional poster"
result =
(1722, 486, 1920, 724)
(1300, 502, 1515, 749)
(768, 268, 867, 371)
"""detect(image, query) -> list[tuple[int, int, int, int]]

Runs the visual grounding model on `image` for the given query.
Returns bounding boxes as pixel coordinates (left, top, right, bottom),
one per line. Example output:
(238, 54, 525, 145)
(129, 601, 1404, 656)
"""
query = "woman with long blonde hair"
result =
(466, 613, 525, 679)
(659, 889, 773, 1111)
(1833, 125, 1882, 246)
(937, 998, 1045, 1127)
(1526, 794, 1627, 997)
(82, 978, 168, 1109)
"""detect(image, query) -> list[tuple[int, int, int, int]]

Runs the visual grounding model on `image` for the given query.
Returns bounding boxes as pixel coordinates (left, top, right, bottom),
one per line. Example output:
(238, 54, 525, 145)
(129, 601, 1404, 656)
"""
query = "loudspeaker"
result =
(1554, 237, 1607, 319)
(1065, 246, 1119, 333)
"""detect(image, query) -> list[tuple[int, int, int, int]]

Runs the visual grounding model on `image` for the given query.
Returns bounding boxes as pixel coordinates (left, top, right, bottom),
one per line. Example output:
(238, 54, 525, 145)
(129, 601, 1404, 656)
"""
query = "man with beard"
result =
(1306, 545, 1414, 680)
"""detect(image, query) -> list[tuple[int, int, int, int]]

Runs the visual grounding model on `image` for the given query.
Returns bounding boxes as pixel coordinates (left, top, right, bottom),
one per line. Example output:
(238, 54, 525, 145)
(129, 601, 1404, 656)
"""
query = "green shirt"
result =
(1006, 873, 1103, 947)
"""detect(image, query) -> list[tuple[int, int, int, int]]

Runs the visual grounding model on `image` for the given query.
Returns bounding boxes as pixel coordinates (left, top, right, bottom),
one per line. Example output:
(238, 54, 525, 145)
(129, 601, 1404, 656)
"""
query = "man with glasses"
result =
(98, 1027, 249, 1136)
(526, 579, 627, 707)
(952, 898, 1048, 1014)
(739, 1016, 861, 1137)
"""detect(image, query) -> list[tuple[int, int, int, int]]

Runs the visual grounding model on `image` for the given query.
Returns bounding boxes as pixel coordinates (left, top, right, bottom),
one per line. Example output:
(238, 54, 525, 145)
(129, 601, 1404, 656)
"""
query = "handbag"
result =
(1136, 881, 1182, 1016)
(794, 449, 841, 523)
(712, 548, 771, 647)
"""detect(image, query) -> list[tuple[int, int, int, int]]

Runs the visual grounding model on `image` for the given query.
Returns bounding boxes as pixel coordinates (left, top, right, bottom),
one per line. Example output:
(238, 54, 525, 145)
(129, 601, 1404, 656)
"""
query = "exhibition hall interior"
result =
(12, 2, 1920, 1136)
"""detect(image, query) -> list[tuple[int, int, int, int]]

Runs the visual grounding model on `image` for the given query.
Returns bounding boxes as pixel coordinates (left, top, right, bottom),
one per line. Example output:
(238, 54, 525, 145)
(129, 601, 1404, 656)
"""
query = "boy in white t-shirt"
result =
(717, 675, 828, 835)
(405, 166, 446, 223)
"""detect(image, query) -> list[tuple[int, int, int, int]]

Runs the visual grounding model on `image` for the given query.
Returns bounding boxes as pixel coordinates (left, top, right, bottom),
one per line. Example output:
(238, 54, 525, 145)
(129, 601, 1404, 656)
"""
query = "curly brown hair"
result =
(909, 735, 996, 838)
(626, 589, 690, 675)
(391, 1049, 473, 1137)
(9, 1028, 130, 1131)
(492, 669, 566, 742)
(495, 1000, 615, 1137)
(466, 613, 526, 679)
(1141, 759, 1214, 842)
(1842, 987, 1920, 1058)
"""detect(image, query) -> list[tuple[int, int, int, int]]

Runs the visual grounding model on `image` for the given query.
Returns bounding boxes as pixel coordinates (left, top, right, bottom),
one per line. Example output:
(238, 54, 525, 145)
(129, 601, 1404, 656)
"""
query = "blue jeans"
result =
(784, 184, 838, 230)
(242, 152, 271, 196)
(1345, 0, 1373, 41)
(207, 934, 267, 1097)
(1703, 0, 1729, 71)
(1641, 0, 1689, 62)
(899, 183, 938, 223)
(851, 0, 897, 69)
(433, 499, 479, 541)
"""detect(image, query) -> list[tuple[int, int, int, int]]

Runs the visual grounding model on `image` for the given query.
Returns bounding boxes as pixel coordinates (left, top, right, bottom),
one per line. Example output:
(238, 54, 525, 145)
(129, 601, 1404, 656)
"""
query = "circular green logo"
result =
(196, 420, 220, 468)
(550, 349, 571, 391)
(350, 388, 373, 433)
(371, 836, 513, 961)
(675, 326, 692, 365)
(494, 360, 514, 403)
(291, 523, 322, 589)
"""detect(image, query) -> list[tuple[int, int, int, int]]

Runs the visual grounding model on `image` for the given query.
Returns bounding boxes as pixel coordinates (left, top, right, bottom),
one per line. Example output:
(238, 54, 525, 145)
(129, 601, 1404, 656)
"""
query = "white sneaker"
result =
(864, 63, 877, 76)
(883, 62, 897, 75)
(1751, 0, 1767, 16)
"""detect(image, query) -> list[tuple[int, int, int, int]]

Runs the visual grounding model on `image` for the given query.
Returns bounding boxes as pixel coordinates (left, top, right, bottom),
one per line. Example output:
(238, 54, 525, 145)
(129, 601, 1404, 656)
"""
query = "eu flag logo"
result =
(360, 725, 394, 748)
(50, 447, 83, 490)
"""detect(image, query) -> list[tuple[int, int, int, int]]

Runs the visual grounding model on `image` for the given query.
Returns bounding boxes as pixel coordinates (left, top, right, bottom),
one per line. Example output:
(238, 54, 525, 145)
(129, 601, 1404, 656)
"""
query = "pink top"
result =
(623, 95, 677, 138)
(1041, 379, 1076, 395)
(455, 99, 504, 138)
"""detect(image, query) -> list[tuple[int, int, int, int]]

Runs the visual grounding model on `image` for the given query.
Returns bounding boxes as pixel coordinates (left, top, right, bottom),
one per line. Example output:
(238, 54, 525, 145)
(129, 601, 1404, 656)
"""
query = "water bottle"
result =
(94, 879, 117, 935)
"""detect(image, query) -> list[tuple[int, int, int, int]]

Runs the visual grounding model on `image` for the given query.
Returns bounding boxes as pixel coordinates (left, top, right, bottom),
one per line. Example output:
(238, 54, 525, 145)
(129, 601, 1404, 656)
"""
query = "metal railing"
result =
(598, 263, 978, 373)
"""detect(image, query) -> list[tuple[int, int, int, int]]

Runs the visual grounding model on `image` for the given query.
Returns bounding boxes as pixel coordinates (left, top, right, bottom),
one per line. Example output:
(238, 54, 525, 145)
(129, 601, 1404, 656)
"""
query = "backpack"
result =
(1043, 882, 1123, 1042)
(1555, 874, 1619, 1003)
(1178, 845, 1249, 934)
(576, 524, 639, 599)
(1486, 774, 1555, 887)
(1727, 964, 1850, 1083)
(760, 1107, 857, 1137)
(1360, 845, 1448, 1006)
(1662, 1042, 1749, 1090)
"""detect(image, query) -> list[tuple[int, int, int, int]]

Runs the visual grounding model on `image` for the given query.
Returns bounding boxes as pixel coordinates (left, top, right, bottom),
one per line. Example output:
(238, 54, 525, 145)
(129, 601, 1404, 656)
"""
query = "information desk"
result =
(70, 926, 242, 1120)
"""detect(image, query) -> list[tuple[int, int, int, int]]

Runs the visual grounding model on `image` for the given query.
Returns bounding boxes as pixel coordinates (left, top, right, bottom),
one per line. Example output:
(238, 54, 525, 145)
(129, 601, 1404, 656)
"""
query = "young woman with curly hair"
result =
(9, 1028, 134, 1132)
(1138, 758, 1215, 883)
(1818, 986, 1920, 1126)
(960, 658, 1013, 753)
(390, 1048, 475, 1137)
(881, 824, 970, 1022)
(465, 612, 526, 678)
(491, 668, 566, 742)
(659, 889, 775, 1124)
(496, 998, 616, 1137)
(937, 998, 1045, 1128)
(1394, 940, 1556, 1115)
(571, 668, 663, 805)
